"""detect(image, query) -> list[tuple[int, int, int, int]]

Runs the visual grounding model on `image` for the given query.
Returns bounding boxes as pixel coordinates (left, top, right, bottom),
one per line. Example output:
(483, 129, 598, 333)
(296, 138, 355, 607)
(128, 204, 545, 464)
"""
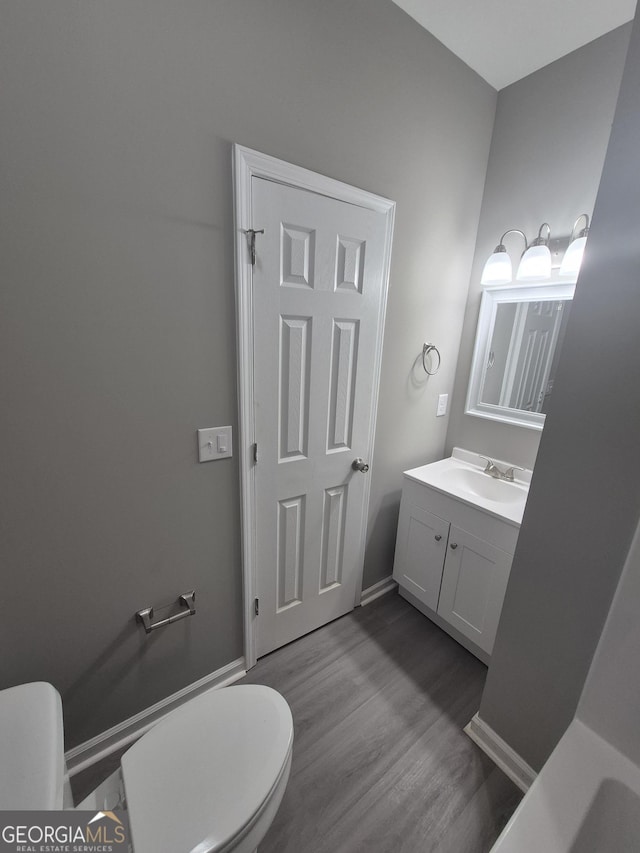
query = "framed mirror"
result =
(465, 281, 575, 430)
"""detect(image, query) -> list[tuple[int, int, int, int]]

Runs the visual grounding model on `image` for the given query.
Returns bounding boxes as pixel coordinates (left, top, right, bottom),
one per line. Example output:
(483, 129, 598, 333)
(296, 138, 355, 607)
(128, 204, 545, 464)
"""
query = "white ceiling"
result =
(391, 0, 637, 89)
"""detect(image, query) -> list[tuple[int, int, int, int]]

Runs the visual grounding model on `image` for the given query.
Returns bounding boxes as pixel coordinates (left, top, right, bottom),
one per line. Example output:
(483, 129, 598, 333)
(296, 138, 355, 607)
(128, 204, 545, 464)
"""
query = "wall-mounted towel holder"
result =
(136, 590, 196, 634)
(422, 343, 441, 375)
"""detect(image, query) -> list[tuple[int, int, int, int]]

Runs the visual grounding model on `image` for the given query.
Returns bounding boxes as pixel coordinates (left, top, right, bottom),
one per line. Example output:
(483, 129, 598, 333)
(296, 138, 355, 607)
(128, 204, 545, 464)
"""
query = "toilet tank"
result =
(0, 682, 65, 809)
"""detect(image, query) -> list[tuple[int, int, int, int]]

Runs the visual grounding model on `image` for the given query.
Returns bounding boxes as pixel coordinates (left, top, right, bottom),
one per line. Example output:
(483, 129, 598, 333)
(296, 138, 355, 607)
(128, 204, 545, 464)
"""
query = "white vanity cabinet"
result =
(394, 502, 449, 611)
(393, 470, 521, 663)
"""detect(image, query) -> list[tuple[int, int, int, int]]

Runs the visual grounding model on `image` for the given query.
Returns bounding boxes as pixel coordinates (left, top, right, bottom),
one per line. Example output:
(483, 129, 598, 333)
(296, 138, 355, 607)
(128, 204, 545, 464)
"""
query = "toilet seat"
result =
(0, 682, 65, 810)
(120, 685, 293, 853)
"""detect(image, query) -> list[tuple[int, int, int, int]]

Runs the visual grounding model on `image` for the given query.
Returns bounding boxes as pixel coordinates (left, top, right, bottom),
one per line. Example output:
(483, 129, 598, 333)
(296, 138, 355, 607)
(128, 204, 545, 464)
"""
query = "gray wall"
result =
(446, 25, 631, 470)
(0, 0, 495, 746)
(579, 520, 640, 766)
(479, 11, 640, 771)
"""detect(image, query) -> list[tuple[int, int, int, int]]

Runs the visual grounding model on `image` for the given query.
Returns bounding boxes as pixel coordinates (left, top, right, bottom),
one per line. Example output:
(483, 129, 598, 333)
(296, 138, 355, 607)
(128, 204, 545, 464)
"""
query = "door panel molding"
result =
(233, 144, 395, 667)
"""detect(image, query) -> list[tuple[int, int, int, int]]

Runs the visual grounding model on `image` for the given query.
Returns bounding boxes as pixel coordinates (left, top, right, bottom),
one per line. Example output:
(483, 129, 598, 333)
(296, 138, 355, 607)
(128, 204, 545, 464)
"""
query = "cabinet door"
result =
(437, 526, 512, 655)
(393, 499, 449, 610)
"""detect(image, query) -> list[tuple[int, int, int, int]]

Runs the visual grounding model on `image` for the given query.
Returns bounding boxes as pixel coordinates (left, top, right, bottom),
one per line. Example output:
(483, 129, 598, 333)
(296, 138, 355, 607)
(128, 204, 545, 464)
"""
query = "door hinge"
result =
(252, 442, 258, 464)
(245, 228, 264, 266)
(254, 598, 259, 616)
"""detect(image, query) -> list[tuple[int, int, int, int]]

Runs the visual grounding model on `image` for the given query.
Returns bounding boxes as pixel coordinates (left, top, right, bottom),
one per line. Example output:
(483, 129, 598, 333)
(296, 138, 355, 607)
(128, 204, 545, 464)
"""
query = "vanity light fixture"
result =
(516, 222, 552, 280)
(559, 213, 590, 277)
(481, 216, 591, 285)
(480, 229, 528, 285)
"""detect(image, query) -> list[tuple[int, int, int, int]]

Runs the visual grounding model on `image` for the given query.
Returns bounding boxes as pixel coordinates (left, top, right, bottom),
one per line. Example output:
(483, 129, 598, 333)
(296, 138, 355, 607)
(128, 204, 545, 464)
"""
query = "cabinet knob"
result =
(434, 534, 442, 541)
(450, 542, 458, 550)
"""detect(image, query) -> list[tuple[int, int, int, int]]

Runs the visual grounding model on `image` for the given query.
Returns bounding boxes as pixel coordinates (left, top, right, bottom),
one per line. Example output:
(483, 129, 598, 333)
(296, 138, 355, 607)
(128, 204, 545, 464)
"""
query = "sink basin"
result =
(435, 467, 525, 504)
(404, 448, 531, 525)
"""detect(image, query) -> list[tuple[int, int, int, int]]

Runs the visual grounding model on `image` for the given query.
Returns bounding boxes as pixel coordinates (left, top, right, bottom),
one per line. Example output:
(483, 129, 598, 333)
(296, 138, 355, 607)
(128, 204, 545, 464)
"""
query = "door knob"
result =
(450, 542, 458, 550)
(352, 457, 370, 473)
(435, 534, 442, 541)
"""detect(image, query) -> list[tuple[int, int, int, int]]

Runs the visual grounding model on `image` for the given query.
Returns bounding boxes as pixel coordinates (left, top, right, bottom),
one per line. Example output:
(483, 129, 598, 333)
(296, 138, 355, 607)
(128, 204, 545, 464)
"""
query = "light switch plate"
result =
(436, 394, 448, 417)
(198, 426, 233, 462)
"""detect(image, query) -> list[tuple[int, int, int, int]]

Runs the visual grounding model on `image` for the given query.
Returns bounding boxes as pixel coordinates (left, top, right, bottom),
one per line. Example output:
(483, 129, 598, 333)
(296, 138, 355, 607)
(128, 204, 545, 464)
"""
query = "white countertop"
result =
(404, 448, 531, 527)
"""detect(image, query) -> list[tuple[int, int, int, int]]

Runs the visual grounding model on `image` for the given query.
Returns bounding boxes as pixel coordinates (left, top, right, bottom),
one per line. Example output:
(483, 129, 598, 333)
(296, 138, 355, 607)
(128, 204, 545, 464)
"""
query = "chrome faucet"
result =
(480, 457, 523, 482)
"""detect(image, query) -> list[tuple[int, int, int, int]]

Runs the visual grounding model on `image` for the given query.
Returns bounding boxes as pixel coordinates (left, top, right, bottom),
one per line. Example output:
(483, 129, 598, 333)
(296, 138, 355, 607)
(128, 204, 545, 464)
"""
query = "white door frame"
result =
(232, 144, 395, 668)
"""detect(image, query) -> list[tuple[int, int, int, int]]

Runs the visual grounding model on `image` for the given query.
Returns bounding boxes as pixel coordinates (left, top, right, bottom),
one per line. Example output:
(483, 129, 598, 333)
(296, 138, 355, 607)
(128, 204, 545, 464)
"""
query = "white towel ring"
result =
(422, 343, 441, 376)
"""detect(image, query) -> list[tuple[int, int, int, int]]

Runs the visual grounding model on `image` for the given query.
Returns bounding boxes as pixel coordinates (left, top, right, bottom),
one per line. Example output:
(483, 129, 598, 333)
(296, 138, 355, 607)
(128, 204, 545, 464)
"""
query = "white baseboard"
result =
(360, 575, 397, 607)
(66, 657, 247, 776)
(464, 712, 537, 793)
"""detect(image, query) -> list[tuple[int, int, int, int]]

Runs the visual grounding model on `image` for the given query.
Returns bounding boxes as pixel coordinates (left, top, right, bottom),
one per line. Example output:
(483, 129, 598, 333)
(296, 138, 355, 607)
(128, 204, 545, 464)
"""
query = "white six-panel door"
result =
(245, 171, 392, 658)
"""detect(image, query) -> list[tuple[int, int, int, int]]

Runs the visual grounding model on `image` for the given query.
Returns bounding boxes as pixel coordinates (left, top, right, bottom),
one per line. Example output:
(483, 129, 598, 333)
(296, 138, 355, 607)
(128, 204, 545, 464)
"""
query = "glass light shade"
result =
(481, 251, 512, 284)
(516, 244, 551, 280)
(559, 236, 586, 277)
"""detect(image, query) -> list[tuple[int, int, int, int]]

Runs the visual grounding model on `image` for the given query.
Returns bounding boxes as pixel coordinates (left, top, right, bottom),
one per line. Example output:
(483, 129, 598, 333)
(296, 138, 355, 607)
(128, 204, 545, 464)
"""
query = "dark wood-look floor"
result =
(72, 592, 521, 852)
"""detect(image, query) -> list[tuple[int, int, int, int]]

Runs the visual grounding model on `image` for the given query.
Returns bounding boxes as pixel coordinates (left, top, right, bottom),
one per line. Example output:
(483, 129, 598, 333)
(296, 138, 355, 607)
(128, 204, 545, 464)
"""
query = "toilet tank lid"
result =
(121, 684, 293, 853)
(0, 682, 65, 810)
